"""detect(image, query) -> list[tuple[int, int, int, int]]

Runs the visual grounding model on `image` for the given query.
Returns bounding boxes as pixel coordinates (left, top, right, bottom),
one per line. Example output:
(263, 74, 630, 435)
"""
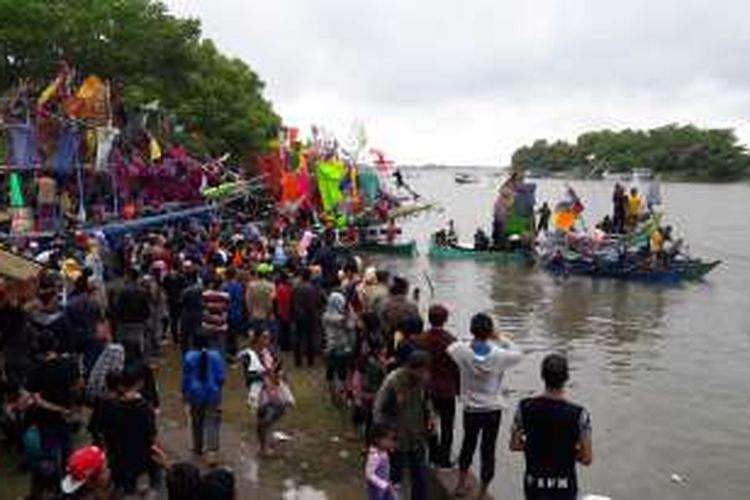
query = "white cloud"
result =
(164, 0, 750, 165)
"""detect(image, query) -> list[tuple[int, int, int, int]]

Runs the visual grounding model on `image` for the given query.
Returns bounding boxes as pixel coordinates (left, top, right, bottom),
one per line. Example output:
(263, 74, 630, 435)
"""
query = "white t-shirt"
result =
(448, 340, 523, 412)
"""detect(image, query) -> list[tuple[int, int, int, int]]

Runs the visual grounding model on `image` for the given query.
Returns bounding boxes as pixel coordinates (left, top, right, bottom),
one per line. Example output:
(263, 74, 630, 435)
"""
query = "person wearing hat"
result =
(373, 350, 434, 500)
(60, 445, 114, 499)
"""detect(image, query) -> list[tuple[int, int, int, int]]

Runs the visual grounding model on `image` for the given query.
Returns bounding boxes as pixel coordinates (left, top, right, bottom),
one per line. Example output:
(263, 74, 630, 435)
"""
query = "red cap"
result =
(61, 446, 107, 494)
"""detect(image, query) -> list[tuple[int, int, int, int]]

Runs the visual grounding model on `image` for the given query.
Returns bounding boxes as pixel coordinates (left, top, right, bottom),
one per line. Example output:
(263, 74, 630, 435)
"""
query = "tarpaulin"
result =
(280, 171, 300, 203)
(257, 153, 283, 199)
(358, 166, 380, 205)
(149, 136, 162, 161)
(9, 173, 25, 207)
(95, 126, 120, 172)
(317, 160, 346, 213)
(65, 76, 108, 121)
(7, 124, 38, 167)
(552, 187, 584, 232)
(54, 124, 80, 177)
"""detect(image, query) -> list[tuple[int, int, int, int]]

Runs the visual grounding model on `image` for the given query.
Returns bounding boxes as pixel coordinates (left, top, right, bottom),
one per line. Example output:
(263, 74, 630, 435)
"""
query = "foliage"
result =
(511, 124, 750, 181)
(0, 0, 280, 163)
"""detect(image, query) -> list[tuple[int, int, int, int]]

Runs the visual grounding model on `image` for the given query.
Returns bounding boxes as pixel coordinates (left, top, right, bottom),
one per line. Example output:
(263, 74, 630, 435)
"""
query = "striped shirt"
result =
(202, 289, 230, 335)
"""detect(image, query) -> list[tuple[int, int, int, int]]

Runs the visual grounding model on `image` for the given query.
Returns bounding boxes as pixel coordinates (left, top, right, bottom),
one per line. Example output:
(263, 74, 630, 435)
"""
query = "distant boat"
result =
(632, 168, 654, 183)
(455, 173, 479, 184)
(602, 170, 633, 182)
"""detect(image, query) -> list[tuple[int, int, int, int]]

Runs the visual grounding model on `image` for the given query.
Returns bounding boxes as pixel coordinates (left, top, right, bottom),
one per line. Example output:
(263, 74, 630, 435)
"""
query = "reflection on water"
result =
(380, 171, 750, 499)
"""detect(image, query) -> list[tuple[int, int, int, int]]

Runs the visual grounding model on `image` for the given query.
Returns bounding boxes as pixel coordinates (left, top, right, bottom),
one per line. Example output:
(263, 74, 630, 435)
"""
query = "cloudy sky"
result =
(164, 0, 750, 166)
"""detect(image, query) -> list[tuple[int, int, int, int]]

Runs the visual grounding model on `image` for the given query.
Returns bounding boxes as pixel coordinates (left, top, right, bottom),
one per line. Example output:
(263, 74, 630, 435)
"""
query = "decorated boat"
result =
(427, 242, 533, 263)
(543, 253, 720, 284)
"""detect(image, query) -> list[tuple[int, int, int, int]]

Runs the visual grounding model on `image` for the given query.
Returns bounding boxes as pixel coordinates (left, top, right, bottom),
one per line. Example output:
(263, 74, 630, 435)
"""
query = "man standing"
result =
(416, 304, 459, 469)
(222, 267, 245, 358)
(112, 268, 151, 357)
(245, 265, 276, 337)
(202, 275, 230, 355)
(448, 313, 523, 498)
(179, 266, 203, 353)
(510, 354, 592, 500)
(537, 202, 552, 234)
(380, 276, 419, 350)
(162, 261, 188, 346)
(291, 268, 325, 367)
(373, 350, 433, 500)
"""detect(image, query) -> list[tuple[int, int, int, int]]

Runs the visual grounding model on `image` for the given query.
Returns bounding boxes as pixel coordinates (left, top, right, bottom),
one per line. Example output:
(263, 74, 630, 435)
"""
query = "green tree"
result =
(511, 124, 750, 181)
(0, 0, 280, 163)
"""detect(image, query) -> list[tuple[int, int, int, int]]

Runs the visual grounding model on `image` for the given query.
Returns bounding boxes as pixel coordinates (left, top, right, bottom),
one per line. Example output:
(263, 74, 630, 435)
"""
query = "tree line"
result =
(0, 0, 280, 164)
(511, 124, 750, 181)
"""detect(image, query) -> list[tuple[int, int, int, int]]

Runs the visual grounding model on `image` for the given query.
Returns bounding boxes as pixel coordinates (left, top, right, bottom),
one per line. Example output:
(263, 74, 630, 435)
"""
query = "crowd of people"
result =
(1, 212, 593, 500)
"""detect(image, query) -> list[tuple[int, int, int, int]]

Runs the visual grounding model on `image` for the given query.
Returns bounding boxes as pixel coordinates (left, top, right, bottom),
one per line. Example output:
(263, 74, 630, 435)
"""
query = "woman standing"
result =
(322, 291, 356, 407)
(182, 335, 226, 463)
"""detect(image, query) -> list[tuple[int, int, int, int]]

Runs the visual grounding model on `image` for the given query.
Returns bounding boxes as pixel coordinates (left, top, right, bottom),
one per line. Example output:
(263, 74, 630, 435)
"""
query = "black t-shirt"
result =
(100, 395, 156, 476)
(162, 272, 188, 308)
(513, 396, 591, 499)
(0, 304, 27, 357)
(27, 356, 80, 426)
(114, 283, 151, 324)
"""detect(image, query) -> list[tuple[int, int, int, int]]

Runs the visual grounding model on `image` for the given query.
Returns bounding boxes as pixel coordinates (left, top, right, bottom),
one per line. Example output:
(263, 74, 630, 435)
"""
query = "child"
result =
(365, 424, 398, 500)
(240, 331, 294, 456)
(351, 330, 387, 440)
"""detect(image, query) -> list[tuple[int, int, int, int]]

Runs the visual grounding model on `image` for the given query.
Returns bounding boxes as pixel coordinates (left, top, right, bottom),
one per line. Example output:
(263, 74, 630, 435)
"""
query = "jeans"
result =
(190, 402, 221, 454)
(458, 409, 502, 486)
(429, 396, 456, 467)
(390, 444, 428, 500)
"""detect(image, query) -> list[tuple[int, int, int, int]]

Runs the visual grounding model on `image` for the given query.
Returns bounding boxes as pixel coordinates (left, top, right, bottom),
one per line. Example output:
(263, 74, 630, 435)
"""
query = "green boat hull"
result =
(427, 243, 534, 262)
(352, 240, 417, 256)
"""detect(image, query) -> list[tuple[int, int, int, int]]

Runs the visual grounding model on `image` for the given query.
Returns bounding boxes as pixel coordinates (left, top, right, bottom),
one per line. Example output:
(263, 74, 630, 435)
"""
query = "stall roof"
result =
(0, 248, 43, 281)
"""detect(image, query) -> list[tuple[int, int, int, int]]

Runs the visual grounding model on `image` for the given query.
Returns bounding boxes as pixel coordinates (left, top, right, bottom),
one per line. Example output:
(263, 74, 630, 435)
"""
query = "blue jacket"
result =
(182, 349, 226, 406)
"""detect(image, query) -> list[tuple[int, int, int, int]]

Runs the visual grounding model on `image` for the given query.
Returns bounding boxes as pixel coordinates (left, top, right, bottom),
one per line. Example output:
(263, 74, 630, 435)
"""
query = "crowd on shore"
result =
(1, 214, 593, 500)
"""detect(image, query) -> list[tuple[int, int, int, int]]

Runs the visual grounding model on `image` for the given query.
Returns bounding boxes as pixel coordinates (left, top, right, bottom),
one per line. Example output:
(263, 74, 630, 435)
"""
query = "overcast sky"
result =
(164, 0, 750, 166)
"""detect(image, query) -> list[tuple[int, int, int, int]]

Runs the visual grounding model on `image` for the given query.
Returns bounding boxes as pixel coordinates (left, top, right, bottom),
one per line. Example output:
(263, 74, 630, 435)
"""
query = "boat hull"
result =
(544, 257, 720, 284)
(427, 244, 534, 263)
(352, 240, 417, 256)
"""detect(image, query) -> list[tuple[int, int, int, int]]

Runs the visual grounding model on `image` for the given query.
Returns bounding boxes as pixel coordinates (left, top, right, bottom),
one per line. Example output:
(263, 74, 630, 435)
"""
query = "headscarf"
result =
(326, 291, 346, 316)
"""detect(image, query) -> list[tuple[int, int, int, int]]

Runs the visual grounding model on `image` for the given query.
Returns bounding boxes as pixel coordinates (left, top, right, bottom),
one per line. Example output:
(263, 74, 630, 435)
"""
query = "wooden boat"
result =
(427, 242, 534, 263)
(351, 240, 417, 256)
(544, 254, 720, 284)
(454, 173, 479, 184)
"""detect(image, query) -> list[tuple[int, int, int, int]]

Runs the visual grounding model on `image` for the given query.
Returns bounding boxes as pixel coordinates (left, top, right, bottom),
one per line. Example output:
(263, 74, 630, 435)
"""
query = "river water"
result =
(376, 170, 750, 500)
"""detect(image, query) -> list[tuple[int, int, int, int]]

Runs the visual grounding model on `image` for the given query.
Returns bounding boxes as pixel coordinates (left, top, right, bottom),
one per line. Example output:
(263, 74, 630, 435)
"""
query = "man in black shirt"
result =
(26, 332, 81, 472)
(112, 268, 151, 357)
(99, 363, 159, 496)
(162, 262, 188, 345)
(510, 354, 592, 500)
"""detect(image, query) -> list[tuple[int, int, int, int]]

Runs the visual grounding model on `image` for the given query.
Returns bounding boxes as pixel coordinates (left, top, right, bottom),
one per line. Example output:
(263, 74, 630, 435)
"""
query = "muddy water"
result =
(376, 170, 750, 499)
